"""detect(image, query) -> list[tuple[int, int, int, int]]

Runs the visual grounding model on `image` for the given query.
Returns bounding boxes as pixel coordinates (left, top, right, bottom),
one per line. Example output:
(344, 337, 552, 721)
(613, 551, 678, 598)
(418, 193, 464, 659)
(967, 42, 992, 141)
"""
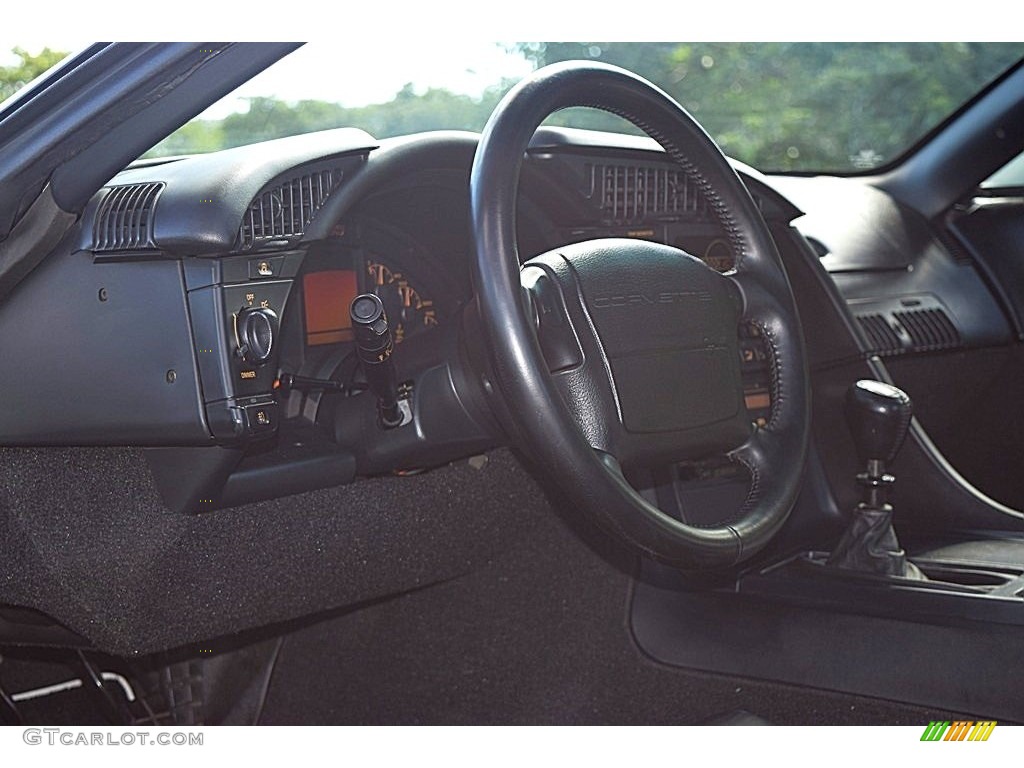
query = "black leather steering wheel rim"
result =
(469, 61, 810, 569)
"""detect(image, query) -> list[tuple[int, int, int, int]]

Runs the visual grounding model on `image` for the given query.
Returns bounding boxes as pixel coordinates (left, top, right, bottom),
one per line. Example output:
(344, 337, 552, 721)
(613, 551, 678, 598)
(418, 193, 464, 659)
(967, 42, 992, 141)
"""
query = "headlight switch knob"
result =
(235, 306, 279, 364)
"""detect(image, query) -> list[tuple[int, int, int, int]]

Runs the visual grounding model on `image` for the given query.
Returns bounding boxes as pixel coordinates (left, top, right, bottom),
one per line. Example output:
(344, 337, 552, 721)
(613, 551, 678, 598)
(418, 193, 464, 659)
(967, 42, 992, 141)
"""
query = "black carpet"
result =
(258, 489, 966, 725)
(0, 444, 978, 724)
(0, 447, 544, 655)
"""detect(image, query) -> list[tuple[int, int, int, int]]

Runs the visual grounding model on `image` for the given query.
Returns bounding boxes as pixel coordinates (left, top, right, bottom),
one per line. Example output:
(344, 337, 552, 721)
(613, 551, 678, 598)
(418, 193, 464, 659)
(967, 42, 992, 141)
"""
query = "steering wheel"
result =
(469, 61, 810, 569)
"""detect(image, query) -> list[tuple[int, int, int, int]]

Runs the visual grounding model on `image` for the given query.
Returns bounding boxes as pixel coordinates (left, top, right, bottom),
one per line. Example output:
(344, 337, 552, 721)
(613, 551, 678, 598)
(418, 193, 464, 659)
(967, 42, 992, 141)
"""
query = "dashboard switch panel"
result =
(242, 400, 278, 433)
(186, 255, 298, 443)
(223, 279, 292, 397)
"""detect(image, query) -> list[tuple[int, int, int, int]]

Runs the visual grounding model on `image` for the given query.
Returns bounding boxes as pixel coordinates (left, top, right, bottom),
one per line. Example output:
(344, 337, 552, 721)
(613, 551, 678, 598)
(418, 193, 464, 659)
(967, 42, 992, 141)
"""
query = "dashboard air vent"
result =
(893, 308, 960, 351)
(588, 163, 706, 223)
(93, 182, 164, 252)
(856, 313, 902, 355)
(239, 167, 343, 249)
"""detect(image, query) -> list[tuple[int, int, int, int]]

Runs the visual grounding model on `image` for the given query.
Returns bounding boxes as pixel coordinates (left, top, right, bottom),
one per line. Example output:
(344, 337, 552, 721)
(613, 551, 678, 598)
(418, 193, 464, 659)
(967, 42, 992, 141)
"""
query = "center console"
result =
(631, 376, 1024, 721)
(738, 379, 1024, 627)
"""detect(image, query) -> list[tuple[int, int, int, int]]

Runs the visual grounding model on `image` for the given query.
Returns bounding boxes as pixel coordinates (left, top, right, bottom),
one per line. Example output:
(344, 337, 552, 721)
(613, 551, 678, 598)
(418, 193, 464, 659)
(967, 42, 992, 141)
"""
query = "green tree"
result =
(0, 47, 67, 102)
(520, 42, 1022, 170)
(146, 84, 512, 158)
(146, 43, 1023, 171)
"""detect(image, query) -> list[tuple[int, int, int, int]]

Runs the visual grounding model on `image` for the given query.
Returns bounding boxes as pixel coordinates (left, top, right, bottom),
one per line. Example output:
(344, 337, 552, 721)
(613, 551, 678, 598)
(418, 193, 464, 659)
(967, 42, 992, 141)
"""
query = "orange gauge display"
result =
(702, 239, 735, 272)
(366, 259, 438, 345)
(304, 269, 358, 346)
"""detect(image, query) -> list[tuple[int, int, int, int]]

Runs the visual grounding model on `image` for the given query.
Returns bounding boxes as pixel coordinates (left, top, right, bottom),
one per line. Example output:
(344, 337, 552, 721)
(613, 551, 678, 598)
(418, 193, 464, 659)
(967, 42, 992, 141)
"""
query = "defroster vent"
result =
(239, 167, 342, 249)
(93, 182, 164, 252)
(588, 163, 706, 223)
(893, 308, 961, 351)
(855, 305, 961, 355)
(856, 314, 902, 355)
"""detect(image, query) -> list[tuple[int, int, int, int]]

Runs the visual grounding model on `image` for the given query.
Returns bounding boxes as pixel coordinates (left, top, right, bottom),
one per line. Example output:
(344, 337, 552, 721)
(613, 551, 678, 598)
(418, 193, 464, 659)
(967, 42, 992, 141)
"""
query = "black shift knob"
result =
(845, 380, 913, 464)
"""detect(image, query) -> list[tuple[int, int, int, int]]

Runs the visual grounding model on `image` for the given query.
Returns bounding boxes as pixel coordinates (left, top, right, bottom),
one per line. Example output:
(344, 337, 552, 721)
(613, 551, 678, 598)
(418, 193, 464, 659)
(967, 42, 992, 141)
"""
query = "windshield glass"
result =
(0, 45, 72, 102)
(4, 42, 1022, 173)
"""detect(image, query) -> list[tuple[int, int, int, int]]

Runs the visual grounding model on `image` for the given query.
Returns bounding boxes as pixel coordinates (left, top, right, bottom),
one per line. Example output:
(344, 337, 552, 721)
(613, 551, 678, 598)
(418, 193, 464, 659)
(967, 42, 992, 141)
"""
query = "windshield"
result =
(4, 42, 1022, 173)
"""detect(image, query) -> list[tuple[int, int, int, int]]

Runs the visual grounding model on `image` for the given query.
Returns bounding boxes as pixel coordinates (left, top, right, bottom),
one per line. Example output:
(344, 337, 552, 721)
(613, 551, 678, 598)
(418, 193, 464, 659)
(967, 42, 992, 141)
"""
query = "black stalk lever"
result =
(350, 293, 404, 428)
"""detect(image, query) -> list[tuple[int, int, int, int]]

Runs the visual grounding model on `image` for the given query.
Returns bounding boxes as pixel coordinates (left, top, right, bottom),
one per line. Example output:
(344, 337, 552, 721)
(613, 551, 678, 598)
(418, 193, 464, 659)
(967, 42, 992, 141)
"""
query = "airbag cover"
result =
(565, 238, 745, 434)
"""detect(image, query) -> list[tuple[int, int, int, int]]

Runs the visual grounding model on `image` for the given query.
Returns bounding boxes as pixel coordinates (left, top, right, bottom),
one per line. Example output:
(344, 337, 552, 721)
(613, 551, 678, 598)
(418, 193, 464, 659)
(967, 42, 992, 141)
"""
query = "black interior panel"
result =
(885, 344, 1024, 509)
(0, 239, 208, 445)
(632, 562, 1023, 722)
(954, 197, 1024, 331)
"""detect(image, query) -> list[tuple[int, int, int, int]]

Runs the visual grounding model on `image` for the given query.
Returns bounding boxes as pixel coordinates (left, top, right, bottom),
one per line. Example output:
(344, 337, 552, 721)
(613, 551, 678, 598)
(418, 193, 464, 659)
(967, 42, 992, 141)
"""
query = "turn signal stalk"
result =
(350, 293, 403, 428)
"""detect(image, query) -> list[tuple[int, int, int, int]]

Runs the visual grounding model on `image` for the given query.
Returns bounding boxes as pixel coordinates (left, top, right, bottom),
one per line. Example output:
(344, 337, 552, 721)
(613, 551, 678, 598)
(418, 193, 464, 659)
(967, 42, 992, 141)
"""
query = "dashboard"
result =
(280, 139, 766, 434)
(0, 126, 1010, 515)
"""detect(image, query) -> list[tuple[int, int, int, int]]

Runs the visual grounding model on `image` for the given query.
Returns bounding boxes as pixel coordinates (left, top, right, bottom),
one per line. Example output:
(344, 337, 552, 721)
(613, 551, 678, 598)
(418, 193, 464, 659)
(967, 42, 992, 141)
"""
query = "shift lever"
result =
(826, 380, 924, 578)
(846, 379, 912, 508)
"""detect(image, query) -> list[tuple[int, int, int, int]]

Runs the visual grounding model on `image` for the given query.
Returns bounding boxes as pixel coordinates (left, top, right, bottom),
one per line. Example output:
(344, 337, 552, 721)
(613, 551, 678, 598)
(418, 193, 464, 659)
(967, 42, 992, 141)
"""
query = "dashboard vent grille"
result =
(239, 167, 343, 249)
(893, 308, 960, 351)
(588, 163, 705, 223)
(856, 308, 961, 355)
(856, 313, 902, 355)
(93, 182, 164, 252)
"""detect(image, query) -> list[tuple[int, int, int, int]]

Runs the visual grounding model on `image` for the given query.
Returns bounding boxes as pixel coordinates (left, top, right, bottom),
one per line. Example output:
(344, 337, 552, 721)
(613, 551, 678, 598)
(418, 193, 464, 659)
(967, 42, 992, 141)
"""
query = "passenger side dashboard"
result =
(769, 175, 1014, 357)
(769, 173, 1024, 515)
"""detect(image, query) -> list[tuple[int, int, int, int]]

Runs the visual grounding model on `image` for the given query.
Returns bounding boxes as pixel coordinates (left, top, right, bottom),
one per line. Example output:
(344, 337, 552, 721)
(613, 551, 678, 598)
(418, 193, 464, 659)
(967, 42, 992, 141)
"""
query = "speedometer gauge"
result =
(298, 216, 451, 353)
(366, 260, 439, 344)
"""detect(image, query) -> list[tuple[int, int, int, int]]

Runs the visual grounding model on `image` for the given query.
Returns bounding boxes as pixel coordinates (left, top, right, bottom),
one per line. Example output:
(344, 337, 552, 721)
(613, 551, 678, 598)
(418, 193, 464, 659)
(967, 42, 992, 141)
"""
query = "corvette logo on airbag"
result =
(591, 290, 711, 309)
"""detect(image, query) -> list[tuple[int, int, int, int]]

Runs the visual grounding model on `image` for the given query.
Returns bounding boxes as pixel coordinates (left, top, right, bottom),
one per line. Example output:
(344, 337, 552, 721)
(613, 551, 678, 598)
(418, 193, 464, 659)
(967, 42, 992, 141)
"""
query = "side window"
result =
(982, 151, 1024, 190)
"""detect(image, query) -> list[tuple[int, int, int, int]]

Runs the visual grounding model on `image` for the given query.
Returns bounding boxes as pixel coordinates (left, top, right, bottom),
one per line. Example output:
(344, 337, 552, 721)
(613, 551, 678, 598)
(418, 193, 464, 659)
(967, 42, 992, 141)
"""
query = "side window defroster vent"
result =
(93, 182, 164, 252)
